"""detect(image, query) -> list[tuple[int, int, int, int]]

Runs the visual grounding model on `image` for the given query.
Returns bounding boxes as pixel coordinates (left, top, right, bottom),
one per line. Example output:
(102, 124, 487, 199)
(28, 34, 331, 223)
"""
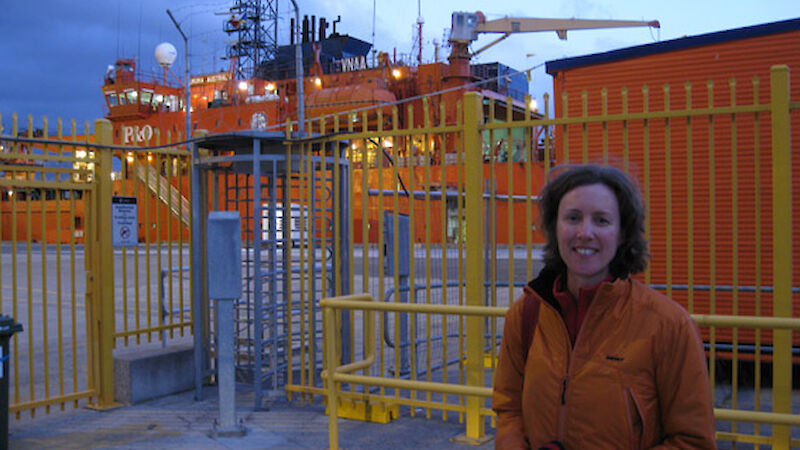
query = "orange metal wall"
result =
(549, 28, 800, 340)
(1, 200, 85, 243)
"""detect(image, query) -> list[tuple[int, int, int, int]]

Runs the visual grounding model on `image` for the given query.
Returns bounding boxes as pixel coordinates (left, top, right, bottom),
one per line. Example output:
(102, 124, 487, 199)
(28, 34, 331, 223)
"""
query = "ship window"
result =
(106, 92, 118, 107)
(126, 90, 138, 104)
(118, 93, 126, 105)
(117, 61, 133, 73)
(141, 90, 153, 105)
(165, 95, 179, 112)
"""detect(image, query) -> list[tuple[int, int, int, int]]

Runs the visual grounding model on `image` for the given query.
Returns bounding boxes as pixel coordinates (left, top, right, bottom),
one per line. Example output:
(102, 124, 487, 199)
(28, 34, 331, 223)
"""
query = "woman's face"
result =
(556, 183, 621, 292)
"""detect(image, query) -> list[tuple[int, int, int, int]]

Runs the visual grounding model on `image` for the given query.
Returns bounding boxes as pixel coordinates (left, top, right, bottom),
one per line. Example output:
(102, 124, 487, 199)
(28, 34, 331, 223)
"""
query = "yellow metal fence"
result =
(310, 65, 800, 448)
(104, 125, 193, 349)
(321, 297, 800, 449)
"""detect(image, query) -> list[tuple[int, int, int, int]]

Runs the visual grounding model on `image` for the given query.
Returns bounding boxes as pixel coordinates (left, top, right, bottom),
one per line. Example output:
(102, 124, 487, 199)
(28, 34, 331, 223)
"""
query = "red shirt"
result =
(552, 274, 612, 346)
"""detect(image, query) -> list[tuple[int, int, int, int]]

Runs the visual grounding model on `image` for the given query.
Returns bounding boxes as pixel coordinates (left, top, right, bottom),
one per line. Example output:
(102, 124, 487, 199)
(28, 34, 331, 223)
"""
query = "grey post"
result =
(207, 211, 245, 436)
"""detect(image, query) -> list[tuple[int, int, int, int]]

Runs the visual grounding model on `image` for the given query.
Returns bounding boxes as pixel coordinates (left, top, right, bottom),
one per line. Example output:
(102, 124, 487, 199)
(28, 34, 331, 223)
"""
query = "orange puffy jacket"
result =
(493, 268, 716, 449)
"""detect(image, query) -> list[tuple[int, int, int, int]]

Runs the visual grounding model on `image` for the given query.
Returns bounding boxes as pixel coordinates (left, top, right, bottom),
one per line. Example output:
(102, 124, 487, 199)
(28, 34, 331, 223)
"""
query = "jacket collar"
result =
(527, 266, 631, 313)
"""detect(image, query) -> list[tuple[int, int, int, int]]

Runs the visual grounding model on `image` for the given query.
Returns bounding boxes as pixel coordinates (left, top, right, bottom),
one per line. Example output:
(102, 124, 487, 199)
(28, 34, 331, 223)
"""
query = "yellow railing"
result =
(694, 314, 800, 448)
(321, 294, 507, 449)
(321, 294, 800, 448)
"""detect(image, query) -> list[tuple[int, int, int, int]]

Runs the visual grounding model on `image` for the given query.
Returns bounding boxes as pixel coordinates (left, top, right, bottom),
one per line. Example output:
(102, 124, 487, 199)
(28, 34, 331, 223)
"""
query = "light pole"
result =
(167, 8, 203, 401)
(166, 9, 191, 143)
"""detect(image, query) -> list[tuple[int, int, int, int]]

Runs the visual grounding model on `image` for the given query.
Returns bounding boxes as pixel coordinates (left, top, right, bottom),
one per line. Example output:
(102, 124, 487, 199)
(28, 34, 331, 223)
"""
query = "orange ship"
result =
(3, 4, 658, 244)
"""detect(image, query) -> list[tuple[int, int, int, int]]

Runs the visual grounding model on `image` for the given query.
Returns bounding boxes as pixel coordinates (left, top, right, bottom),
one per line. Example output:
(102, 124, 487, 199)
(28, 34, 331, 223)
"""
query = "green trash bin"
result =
(0, 316, 22, 449)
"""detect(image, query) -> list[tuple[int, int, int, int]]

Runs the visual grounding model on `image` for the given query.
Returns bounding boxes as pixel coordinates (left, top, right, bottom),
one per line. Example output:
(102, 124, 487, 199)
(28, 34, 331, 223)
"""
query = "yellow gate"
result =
(277, 94, 548, 443)
(0, 115, 193, 416)
(0, 115, 107, 415)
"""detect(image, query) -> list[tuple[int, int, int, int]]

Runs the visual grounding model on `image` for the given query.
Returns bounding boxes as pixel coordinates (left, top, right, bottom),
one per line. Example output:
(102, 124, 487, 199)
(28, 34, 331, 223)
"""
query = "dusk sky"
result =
(1, 0, 796, 133)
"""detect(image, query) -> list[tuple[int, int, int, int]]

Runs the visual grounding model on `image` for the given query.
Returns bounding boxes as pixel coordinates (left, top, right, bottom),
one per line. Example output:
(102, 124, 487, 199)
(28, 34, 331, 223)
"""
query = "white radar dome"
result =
(155, 42, 177, 67)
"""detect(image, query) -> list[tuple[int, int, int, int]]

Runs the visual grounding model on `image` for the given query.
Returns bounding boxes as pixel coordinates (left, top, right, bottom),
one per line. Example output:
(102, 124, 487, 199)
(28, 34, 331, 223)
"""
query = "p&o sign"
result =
(122, 125, 154, 144)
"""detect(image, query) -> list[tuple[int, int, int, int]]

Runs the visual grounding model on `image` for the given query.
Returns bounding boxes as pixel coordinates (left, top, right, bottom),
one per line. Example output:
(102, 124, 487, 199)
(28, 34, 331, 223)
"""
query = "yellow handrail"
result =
(321, 293, 507, 450)
(691, 314, 800, 329)
(321, 294, 376, 379)
(321, 292, 800, 449)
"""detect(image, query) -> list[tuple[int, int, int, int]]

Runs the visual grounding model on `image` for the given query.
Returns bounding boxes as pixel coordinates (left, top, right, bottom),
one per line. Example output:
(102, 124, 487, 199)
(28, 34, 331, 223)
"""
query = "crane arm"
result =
(449, 11, 659, 51)
(445, 11, 659, 85)
(476, 17, 660, 39)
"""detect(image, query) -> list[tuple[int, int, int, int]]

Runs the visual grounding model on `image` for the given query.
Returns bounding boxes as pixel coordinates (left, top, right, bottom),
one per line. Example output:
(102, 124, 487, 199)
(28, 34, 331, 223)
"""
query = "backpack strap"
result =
(521, 295, 542, 363)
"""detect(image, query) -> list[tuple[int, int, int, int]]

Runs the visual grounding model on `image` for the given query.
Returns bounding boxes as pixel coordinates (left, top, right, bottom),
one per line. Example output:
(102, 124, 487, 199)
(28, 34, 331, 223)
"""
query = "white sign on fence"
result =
(112, 196, 138, 247)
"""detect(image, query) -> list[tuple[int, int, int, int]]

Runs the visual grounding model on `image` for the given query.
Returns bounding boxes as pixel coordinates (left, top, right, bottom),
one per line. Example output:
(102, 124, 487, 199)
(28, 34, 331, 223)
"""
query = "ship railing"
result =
(136, 163, 190, 226)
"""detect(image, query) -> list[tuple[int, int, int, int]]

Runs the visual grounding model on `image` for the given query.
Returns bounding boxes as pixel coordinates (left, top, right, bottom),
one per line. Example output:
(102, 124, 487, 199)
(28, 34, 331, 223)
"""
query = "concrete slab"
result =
(113, 341, 195, 404)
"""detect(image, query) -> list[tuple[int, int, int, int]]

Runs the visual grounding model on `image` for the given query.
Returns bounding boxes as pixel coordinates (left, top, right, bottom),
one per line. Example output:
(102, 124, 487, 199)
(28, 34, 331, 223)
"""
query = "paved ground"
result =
(9, 385, 496, 449)
(9, 379, 800, 449)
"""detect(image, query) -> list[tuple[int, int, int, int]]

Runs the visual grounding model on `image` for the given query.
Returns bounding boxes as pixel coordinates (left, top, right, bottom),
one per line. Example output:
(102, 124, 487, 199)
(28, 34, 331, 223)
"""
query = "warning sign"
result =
(112, 196, 138, 247)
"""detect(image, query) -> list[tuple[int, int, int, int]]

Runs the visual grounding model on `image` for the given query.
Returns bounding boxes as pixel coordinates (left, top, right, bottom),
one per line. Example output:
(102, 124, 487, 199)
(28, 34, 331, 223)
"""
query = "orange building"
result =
(545, 18, 800, 349)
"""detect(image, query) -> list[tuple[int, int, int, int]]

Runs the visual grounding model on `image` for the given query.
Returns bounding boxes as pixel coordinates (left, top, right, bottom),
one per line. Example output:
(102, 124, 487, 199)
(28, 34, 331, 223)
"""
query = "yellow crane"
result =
(446, 11, 659, 82)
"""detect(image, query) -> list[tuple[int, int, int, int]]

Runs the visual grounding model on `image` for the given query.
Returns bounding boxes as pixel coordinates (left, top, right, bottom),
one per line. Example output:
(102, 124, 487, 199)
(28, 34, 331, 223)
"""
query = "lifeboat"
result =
(304, 80, 396, 118)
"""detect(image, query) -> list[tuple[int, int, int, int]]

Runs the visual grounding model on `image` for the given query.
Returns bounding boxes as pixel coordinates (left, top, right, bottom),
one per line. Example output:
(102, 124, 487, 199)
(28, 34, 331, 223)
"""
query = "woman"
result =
(493, 164, 716, 449)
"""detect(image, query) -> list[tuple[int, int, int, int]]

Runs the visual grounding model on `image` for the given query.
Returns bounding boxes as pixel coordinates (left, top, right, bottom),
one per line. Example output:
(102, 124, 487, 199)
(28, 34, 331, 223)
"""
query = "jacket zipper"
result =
(556, 285, 610, 443)
(557, 367, 570, 440)
(556, 312, 571, 442)
(538, 300, 572, 442)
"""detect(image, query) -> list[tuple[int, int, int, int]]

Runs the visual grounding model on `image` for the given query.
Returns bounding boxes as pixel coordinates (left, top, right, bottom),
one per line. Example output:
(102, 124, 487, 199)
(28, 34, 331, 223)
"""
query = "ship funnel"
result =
(155, 42, 178, 67)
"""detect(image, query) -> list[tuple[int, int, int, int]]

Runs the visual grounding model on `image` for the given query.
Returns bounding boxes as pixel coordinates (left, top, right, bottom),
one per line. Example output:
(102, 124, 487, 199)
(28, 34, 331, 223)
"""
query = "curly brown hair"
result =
(539, 164, 649, 279)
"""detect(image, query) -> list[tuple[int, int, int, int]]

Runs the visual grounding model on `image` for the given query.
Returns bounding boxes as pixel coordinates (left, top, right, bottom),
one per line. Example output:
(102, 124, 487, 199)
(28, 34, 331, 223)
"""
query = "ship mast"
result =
(224, 0, 279, 79)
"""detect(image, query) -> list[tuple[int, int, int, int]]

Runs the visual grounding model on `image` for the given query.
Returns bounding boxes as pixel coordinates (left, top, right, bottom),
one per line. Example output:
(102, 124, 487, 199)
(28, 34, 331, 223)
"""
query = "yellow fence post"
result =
(460, 91, 488, 443)
(323, 302, 340, 450)
(87, 119, 121, 410)
(769, 65, 791, 449)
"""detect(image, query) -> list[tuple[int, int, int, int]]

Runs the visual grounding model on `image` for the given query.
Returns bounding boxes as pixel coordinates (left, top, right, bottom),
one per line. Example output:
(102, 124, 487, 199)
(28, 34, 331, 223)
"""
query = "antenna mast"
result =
(416, 0, 423, 65)
(223, 0, 278, 79)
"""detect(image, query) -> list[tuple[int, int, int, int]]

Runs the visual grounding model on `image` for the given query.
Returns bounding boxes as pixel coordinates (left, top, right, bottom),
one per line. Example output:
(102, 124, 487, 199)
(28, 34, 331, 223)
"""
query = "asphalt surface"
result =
(9, 384, 496, 449)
